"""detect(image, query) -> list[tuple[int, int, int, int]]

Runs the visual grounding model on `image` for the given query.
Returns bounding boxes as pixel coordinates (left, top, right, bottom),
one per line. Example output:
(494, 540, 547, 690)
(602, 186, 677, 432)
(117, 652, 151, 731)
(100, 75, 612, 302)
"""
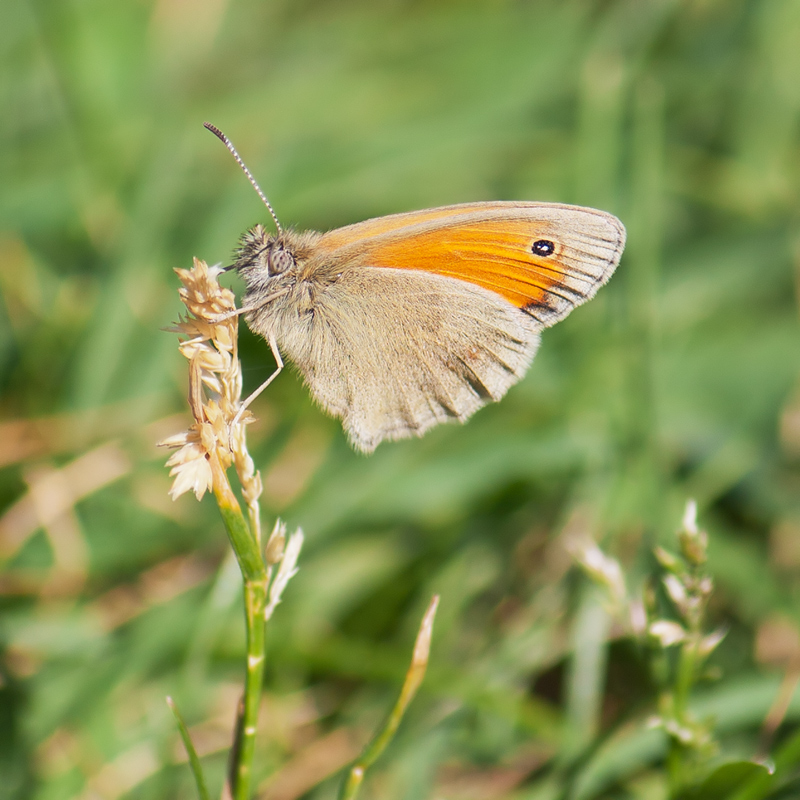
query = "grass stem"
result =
(338, 595, 439, 800)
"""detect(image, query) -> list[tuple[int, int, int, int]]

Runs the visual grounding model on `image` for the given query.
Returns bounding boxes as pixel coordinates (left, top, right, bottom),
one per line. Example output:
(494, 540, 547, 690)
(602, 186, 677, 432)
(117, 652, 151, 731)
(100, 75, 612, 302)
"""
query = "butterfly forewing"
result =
(316, 202, 625, 326)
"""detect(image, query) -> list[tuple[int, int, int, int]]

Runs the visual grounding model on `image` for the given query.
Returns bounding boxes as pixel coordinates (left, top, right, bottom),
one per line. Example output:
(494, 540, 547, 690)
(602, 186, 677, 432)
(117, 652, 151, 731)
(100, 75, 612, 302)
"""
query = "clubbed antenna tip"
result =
(203, 122, 282, 235)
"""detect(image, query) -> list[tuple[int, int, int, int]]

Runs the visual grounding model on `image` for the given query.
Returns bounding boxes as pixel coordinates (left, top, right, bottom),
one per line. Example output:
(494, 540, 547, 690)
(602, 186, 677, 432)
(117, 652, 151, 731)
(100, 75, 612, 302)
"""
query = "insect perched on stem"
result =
(205, 122, 625, 452)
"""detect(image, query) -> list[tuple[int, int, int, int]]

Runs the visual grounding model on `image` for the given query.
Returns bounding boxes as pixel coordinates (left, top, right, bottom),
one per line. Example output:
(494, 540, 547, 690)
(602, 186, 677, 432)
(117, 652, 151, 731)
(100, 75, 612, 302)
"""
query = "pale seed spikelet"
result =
(264, 527, 304, 621)
(159, 258, 262, 531)
(265, 518, 287, 566)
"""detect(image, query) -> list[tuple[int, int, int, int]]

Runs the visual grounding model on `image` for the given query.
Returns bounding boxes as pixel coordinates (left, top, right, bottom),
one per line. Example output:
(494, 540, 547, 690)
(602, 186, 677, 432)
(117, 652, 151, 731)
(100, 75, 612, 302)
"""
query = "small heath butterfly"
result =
(205, 124, 626, 453)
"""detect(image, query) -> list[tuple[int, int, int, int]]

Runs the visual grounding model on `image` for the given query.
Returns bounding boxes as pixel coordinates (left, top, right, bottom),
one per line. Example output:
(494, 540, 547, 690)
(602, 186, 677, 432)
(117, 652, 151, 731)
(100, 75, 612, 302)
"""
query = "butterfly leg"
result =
(230, 332, 284, 430)
(210, 307, 249, 324)
(211, 289, 290, 325)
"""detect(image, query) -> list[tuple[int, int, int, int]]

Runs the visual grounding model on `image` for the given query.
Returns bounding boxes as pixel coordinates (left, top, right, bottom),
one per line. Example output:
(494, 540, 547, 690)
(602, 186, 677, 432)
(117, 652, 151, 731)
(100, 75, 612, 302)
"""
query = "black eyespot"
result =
(531, 239, 555, 257)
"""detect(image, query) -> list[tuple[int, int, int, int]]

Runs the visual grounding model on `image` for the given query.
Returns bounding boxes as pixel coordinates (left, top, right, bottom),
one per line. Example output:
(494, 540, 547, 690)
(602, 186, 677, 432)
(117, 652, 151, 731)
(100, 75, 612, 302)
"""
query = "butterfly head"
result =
(233, 224, 297, 281)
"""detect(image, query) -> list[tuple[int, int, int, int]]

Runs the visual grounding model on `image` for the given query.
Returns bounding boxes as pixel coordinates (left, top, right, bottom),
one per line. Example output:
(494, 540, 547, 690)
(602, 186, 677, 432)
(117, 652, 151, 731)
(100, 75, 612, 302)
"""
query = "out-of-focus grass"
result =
(1, 1, 800, 798)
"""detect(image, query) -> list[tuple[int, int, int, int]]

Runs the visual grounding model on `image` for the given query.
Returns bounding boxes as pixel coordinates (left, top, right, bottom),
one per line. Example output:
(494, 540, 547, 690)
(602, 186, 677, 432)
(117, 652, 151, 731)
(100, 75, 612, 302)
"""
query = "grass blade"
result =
(167, 696, 211, 800)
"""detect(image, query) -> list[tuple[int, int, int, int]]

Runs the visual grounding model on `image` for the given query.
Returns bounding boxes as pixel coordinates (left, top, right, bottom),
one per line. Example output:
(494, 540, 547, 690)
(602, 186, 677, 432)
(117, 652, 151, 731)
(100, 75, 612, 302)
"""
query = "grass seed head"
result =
(159, 258, 261, 508)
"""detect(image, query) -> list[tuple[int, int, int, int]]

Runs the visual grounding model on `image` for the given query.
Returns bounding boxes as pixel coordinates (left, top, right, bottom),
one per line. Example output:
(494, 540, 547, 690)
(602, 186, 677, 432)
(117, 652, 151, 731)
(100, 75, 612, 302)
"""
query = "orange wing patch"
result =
(367, 217, 622, 326)
(316, 203, 625, 326)
(369, 221, 569, 308)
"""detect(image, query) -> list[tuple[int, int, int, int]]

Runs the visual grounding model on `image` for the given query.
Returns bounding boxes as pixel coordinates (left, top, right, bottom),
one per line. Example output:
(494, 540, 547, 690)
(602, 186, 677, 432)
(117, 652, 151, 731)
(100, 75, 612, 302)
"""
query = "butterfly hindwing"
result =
(269, 265, 541, 452)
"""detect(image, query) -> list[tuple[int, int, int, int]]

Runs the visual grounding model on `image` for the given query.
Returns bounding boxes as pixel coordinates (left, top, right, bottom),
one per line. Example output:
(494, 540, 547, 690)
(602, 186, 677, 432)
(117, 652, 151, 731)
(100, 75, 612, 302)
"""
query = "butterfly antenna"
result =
(204, 122, 283, 235)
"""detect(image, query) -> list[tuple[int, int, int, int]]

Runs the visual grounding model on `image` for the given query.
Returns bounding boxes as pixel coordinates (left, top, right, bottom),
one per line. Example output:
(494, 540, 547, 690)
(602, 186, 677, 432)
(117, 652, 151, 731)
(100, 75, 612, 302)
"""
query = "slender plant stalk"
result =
(233, 578, 267, 799)
(338, 595, 439, 800)
(210, 454, 268, 799)
(668, 634, 704, 791)
(210, 455, 264, 583)
(674, 638, 696, 715)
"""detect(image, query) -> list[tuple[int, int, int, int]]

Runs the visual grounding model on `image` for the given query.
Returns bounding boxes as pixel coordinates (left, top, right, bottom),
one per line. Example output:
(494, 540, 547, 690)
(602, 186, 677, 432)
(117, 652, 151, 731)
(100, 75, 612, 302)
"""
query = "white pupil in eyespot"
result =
(532, 240, 555, 256)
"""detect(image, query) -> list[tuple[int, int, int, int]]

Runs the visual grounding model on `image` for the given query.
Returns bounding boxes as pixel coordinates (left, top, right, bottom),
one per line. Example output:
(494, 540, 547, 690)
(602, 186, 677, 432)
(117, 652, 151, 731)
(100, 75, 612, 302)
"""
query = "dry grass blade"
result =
(338, 595, 439, 800)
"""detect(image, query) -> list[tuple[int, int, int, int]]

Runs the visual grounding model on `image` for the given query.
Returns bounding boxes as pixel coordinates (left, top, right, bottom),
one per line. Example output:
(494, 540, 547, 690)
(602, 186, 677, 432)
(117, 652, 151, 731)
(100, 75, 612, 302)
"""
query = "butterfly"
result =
(206, 124, 625, 453)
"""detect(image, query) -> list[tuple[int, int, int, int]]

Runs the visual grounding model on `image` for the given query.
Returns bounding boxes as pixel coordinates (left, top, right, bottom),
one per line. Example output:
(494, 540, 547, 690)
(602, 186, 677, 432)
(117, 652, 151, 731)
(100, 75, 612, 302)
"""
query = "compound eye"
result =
(268, 247, 295, 276)
(531, 239, 555, 257)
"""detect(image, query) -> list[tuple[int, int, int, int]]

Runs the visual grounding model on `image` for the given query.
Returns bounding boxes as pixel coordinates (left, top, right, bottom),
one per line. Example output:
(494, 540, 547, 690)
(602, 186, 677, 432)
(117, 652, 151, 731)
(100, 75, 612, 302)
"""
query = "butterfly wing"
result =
(267, 202, 624, 451)
(315, 202, 625, 326)
(273, 266, 542, 452)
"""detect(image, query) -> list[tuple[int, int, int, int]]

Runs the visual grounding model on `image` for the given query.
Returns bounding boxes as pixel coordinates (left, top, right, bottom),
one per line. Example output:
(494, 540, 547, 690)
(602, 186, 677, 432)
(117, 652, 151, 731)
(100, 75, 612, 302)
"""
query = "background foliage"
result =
(2, 0, 800, 798)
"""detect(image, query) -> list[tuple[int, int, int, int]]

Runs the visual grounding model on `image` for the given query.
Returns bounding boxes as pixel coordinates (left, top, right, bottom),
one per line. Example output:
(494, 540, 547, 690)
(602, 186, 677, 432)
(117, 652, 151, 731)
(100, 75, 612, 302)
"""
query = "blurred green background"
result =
(2, 0, 800, 797)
